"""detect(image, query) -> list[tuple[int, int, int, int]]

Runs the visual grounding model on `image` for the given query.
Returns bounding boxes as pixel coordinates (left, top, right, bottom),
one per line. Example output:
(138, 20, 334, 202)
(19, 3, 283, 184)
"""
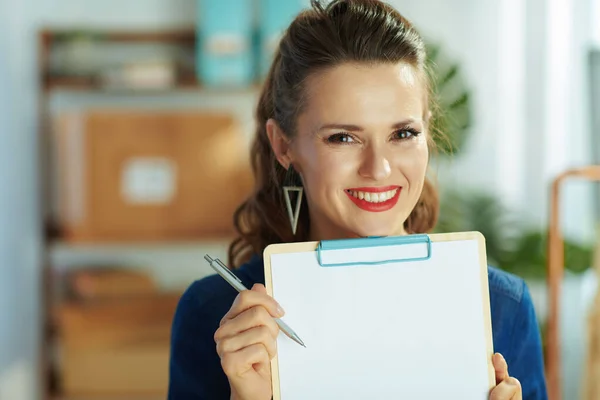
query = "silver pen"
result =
(203, 254, 306, 348)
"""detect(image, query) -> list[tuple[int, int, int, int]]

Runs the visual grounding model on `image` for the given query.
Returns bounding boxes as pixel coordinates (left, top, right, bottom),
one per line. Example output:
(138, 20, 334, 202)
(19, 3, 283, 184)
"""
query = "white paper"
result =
(270, 239, 491, 399)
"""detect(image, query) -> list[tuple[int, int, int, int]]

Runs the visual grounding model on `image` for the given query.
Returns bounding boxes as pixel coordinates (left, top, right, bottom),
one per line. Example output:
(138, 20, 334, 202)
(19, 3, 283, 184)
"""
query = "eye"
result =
(327, 133, 355, 144)
(392, 128, 421, 141)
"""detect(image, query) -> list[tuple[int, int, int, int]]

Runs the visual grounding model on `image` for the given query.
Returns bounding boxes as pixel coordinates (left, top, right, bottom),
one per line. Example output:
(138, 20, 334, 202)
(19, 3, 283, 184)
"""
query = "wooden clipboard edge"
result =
(264, 241, 319, 400)
(263, 231, 495, 397)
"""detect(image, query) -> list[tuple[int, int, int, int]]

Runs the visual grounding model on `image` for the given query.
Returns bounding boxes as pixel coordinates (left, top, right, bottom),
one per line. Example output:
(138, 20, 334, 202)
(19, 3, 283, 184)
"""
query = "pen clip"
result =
(206, 255, 244, 286)
(218, 259, 244, 284)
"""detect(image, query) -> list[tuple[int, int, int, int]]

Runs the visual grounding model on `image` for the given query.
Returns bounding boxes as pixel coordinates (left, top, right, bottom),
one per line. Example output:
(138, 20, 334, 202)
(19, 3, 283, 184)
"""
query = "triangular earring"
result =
(283, 186, 303, 235)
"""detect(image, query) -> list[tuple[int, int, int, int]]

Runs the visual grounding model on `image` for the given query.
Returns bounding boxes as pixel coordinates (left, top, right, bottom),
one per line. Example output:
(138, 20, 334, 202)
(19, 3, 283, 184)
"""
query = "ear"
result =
(266, 118, 293, 169)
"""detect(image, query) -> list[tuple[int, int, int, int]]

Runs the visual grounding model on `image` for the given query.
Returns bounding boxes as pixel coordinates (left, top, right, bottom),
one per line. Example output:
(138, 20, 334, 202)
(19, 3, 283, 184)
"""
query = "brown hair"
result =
(228, 0, 444, 267)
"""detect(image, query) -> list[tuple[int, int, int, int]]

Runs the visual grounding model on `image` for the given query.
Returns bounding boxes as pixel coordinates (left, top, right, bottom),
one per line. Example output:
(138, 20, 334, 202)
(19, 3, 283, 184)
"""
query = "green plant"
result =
(434, 189, 595, 278)
(500, 230, 594, 279)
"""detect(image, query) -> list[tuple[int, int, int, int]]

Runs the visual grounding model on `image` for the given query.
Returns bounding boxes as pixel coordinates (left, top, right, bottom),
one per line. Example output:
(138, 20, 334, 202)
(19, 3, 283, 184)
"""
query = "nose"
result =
(358, 144, 392, 181)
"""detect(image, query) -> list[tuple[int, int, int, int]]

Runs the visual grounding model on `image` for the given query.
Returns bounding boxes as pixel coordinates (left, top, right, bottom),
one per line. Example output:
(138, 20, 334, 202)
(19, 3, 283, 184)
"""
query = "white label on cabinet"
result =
(121, 157, 177, 205)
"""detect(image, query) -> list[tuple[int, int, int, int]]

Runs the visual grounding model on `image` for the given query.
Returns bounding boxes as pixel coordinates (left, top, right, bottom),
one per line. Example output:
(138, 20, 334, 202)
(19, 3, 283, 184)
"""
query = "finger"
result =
(215, 305, 280, 341)
(220, 343, 271, 378)
(493, 353, 509, 384)
(221, 285, 284, 325)
(216, 325, 278, 360)
(252, 283, 268, 294)
(489, 377, 521, 400)
(510, 378, 522, 400)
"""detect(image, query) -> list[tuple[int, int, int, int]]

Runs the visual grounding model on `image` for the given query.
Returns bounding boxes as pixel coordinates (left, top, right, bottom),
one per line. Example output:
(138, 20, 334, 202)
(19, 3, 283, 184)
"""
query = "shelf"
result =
(48, 237, 234, 251)
(47, 239, 233, 291)
(40, 27, 196, 44)
(40, 27, 225, 93)
(39, 27, 265, 94)
(43, 74, 206, 93)
(48, 238, 234, 264)
(43, 74, 262, 95)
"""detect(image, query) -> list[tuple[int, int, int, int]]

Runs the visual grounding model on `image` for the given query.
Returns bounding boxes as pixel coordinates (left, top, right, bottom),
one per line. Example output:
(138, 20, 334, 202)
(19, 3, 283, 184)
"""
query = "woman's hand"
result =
(214, 283, 283, 400)
(490, 353, 522, 399)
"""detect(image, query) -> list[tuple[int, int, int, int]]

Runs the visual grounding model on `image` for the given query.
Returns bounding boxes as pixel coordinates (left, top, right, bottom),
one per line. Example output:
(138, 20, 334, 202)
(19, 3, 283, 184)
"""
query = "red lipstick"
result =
(345, 186, 401, 212)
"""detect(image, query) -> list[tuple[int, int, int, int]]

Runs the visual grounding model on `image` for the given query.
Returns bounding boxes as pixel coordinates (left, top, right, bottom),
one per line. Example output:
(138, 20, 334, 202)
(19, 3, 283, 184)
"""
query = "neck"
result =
(307, 217, 407, 242)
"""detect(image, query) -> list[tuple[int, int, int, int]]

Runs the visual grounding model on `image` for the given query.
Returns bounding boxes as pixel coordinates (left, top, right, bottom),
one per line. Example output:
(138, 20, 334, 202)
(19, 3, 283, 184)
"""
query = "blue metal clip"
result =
(316, 234, 432, 267)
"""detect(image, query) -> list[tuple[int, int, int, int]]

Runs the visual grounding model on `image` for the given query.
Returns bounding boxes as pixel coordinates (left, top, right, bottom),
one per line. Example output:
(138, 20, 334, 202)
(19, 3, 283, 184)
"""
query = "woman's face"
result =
(268, 62, 429, 240)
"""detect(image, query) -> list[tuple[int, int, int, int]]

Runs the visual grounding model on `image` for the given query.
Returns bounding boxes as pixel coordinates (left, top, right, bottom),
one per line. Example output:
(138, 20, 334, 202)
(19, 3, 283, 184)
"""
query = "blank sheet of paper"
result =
(269, 238, 492, 400)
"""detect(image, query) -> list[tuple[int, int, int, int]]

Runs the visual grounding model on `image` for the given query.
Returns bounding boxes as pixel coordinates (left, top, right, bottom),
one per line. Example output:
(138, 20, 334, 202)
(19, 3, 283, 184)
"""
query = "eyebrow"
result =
(317, 119, 420, 132)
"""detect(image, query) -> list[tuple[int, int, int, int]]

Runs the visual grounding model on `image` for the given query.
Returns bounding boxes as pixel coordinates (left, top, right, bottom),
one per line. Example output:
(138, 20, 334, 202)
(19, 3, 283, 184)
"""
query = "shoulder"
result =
(487, 266, 533, 338)
(487, 265, 526, 304)
(173, 275, 236, 327)
(487, 266, 536, 357)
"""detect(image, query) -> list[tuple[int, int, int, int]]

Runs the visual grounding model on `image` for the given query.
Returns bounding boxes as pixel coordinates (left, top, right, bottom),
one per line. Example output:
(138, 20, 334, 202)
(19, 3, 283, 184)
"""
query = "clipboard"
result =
(264, 231, 495, 399)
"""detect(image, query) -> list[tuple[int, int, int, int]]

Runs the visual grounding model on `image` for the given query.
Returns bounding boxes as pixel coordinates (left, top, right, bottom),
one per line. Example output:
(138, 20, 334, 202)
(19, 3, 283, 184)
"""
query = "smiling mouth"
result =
(346, 188, 399, 203)
(344, 186, 402, 212)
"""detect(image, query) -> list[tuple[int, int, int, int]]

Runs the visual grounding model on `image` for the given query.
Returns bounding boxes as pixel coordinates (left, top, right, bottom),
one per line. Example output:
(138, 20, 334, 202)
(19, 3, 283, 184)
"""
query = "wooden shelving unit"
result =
(37, 27, 255, 400)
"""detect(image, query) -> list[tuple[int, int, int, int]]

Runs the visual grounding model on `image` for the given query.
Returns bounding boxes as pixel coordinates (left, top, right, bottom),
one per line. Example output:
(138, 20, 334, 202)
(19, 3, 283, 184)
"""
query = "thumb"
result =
(493, 353, 509, 384)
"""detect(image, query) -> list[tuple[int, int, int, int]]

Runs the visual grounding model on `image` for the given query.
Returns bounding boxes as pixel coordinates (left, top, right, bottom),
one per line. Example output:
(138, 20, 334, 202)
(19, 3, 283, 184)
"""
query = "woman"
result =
(169, 1, 548, 399)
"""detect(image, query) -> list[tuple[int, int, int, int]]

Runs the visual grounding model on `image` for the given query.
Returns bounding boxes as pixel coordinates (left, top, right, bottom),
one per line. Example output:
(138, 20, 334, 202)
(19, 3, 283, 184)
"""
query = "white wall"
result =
(543, 0, 595, 244)
(0, 1, 41, 399)
(0, 57, 36, 397)
(593, 0, 600, 47)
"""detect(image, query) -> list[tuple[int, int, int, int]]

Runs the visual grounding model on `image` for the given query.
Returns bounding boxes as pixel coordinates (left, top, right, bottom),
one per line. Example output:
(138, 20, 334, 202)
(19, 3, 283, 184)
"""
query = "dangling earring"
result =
(282, 165, 303, 235)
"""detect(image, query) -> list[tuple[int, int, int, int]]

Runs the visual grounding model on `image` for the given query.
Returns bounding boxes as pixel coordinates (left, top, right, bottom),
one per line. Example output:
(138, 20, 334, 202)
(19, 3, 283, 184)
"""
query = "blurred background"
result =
(0, 0, 598, 399)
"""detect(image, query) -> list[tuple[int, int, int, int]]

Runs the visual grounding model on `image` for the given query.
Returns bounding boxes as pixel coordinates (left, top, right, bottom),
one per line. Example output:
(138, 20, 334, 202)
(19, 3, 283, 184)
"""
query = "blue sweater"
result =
(168, 255, 548, 399)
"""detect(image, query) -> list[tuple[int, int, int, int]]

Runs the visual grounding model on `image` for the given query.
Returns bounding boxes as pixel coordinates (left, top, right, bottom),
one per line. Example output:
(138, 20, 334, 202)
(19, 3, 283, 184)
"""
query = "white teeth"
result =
(349, 188, 399, 203)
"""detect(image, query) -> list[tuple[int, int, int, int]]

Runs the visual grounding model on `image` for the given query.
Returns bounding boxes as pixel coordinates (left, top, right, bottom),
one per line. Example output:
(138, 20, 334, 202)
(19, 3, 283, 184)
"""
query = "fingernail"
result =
(276, 304, 285, 317)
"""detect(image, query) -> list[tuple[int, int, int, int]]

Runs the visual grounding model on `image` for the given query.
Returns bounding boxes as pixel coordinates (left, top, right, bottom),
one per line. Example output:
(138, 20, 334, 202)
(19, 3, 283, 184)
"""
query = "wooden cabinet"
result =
(52, 109, 253, 241)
